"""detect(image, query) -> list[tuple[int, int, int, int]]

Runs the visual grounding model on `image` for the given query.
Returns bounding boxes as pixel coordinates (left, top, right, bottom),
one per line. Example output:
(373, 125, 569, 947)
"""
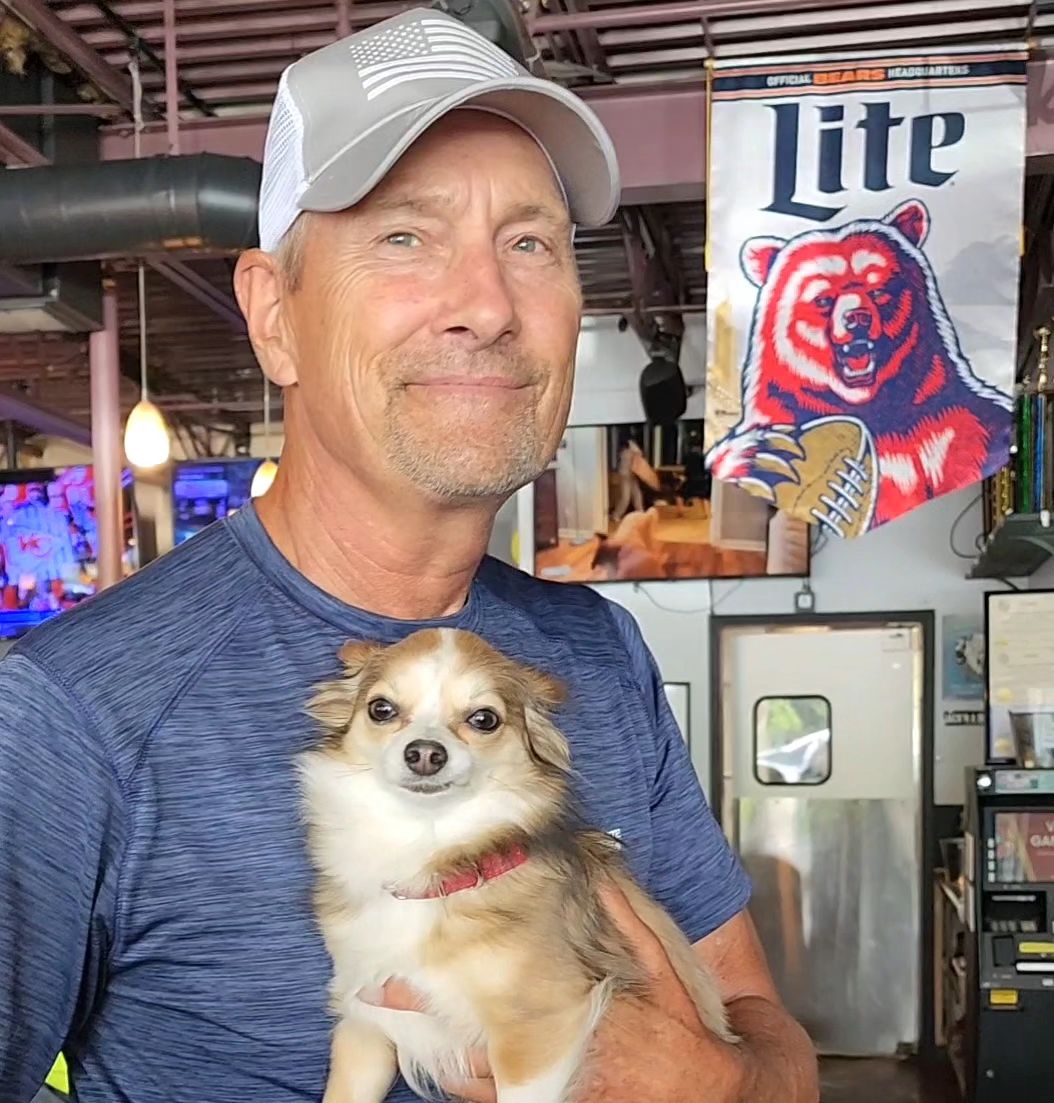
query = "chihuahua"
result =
(300, 627, 732, 1103)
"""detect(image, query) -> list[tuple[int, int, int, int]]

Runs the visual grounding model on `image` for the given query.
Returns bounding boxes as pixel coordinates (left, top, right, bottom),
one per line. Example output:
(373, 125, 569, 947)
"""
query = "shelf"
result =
(969, 512, 1054, 579)
(939, 879, 966, 925)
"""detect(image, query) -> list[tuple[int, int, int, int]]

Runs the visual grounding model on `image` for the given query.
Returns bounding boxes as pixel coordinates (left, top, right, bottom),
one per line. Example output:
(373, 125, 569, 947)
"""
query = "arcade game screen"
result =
(172, 458, 263, 546)
(0, 465, 137, 640)
(994, 812, 1054, 883)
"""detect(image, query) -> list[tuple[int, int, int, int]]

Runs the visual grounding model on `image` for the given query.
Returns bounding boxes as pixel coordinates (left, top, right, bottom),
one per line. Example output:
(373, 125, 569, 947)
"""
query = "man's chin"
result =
(391, 450, 543, 502)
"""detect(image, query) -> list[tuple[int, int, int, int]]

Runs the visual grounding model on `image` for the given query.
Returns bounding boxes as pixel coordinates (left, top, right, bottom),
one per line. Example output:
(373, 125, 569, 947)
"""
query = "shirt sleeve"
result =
(607, 602, 751, 944)
(0, 650, 126, 1102)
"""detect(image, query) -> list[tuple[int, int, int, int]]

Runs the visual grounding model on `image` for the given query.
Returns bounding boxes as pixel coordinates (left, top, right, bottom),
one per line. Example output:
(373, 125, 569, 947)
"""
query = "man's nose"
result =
(437, 249, 519, 348)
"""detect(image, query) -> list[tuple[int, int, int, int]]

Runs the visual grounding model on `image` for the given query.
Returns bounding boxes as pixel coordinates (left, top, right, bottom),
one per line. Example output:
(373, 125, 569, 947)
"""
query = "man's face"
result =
(274, 111, 581, 502)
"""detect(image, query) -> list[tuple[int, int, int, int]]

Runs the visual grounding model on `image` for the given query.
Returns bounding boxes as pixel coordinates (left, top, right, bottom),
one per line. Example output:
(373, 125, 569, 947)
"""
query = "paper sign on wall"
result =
(705, 48, 1026, 536)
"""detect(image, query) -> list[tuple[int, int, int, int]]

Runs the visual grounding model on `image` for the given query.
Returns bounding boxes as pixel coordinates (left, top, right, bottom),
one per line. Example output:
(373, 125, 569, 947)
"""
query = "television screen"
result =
(0, 465, 137, 640)
(172, 458, 263, 546)
(994, 812, 1054, 883)
(531, 420, 810, 584)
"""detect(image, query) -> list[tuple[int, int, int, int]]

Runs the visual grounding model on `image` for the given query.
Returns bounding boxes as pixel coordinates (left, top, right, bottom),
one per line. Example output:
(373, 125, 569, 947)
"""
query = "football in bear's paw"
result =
(771, 417, 878, 538)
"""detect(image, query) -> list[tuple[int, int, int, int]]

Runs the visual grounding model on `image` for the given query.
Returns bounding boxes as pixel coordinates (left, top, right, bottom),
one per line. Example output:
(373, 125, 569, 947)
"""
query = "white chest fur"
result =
(299, 750, 518, 1094)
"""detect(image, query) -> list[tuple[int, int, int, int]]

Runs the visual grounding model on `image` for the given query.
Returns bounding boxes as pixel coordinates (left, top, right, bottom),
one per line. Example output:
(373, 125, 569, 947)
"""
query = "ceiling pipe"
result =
(0, 154, 261, 265)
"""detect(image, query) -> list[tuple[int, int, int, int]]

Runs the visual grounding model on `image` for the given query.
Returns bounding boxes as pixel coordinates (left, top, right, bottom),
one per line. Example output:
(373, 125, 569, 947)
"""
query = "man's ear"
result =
(233, 249, 300, 388)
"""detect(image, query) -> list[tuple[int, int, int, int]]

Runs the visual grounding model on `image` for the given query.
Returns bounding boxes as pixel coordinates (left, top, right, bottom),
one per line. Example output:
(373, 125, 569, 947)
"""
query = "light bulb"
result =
(250, 458, 278, 498)
(123, 399, 170, 469)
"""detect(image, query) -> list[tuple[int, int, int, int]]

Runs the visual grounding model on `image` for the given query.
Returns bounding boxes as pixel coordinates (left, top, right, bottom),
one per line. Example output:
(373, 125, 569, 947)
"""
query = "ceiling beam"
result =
(0, 387, 92, 445)
(0, 0, 151, 118)
(102, 82, 709, 205)
(101, 56, 1054, 206)
(146, 258, 246, 333)
(0, 120, 48, 167)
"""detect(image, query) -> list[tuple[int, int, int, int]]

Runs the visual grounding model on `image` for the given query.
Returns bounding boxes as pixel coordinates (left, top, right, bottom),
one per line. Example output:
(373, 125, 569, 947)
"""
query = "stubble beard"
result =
(381, 348, 554, 501)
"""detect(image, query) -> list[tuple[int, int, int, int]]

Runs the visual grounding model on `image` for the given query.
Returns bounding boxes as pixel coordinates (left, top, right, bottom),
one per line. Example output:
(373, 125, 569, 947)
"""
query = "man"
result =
(0, 8, 817, 1102)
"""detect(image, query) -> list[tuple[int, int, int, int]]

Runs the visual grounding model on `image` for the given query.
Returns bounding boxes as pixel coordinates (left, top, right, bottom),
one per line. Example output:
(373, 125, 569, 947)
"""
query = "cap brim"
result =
(297, 78, 620, 229)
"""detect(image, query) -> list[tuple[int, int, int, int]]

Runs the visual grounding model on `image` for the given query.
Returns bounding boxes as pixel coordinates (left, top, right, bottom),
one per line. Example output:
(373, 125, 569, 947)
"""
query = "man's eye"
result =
(513, 236, 547, 254)
(385, 232, 421, 248)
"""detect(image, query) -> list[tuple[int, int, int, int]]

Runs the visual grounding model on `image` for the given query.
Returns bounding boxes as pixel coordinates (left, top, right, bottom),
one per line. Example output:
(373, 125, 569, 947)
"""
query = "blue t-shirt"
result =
(0, 504, 750, 1103)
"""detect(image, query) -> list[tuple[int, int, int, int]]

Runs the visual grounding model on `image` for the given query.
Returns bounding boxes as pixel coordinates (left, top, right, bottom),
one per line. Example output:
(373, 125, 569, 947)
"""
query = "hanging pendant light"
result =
(123, 262, 171, 468)
(250, 376, 278, 497)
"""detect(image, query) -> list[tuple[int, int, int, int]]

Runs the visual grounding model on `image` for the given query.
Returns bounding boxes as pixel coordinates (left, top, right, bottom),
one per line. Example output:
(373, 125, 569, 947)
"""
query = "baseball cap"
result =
(257, 6, 620, 253)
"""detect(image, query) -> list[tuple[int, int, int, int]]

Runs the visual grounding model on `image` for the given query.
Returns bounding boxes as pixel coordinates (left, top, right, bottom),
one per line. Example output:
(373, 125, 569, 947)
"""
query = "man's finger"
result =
(356, 978, 428, 1013)
(599, 881, 703, 1030)
(599, 882, 676, 982)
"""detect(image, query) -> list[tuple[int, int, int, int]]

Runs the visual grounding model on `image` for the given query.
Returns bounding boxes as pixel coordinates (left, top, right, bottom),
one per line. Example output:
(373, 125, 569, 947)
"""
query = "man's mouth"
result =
(405, 376, 528, 395)
(834, 339, 876, 387)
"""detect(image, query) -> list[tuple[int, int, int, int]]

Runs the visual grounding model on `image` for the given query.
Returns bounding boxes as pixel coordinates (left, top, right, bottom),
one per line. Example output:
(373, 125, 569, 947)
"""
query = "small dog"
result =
(300, 628, 732, 1103)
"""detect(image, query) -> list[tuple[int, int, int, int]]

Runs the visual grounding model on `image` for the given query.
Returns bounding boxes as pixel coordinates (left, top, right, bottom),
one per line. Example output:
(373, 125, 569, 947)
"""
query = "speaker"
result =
(640, 356, 688, 423)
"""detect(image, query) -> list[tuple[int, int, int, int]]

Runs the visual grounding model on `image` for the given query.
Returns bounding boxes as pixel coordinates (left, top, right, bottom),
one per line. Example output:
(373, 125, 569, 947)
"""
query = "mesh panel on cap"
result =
(257, 70, 308, 253)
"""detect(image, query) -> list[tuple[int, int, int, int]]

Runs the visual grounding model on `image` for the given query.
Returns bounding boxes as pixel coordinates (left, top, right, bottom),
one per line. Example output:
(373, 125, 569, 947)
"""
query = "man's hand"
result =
(571, 883, 750, 1101)
(360, 882, 753, 1102)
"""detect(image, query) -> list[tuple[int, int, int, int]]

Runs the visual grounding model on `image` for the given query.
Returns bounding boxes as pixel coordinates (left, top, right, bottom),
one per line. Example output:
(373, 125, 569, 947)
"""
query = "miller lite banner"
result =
(704, 48, 1027, 536)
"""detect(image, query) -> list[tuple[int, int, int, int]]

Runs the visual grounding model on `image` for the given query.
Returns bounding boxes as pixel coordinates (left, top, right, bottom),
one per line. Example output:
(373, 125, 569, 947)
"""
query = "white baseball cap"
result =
(257, 6, 621, 252)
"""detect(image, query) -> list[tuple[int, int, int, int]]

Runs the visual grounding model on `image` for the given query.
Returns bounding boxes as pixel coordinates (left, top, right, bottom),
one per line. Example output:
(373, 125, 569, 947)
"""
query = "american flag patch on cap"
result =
(349, 17, 519, 101)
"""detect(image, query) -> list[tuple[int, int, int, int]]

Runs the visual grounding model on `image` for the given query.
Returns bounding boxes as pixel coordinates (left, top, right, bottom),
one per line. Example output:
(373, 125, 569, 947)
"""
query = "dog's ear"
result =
(339, 640, 383, 677)
(520, 669, 571, 775)
(524, 669, 566, 713)
(308, 640, 383, 741)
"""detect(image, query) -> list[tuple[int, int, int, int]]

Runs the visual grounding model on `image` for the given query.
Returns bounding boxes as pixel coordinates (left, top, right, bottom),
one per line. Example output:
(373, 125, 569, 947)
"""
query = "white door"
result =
(718, 621, 924, 1057)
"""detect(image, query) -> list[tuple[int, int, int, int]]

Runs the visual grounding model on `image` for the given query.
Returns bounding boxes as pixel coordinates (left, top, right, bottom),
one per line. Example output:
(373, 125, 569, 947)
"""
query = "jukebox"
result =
(963, 766, 1054, 1099)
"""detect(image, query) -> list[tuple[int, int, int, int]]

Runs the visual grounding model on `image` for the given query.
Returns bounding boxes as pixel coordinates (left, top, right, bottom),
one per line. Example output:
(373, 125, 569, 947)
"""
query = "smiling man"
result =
(0, 8, 816, 1103)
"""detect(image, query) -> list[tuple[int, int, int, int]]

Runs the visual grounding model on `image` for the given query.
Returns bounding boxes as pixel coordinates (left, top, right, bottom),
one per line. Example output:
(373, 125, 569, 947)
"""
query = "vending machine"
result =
(963, 766, 1054, 1099)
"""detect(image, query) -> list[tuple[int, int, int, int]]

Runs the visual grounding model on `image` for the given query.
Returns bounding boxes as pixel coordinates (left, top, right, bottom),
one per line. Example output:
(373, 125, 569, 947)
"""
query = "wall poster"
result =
(705, 48, 1026, 537)
(986, 591, 1054, 763)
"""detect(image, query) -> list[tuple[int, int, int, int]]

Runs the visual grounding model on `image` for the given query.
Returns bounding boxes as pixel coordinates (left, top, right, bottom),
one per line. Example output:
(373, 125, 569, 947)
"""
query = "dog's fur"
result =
(299, 628, 731, 1103)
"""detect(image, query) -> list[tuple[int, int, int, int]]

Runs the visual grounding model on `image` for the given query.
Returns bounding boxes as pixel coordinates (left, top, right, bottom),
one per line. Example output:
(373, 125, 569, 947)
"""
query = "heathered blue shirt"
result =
(0, 503, 750, 1103)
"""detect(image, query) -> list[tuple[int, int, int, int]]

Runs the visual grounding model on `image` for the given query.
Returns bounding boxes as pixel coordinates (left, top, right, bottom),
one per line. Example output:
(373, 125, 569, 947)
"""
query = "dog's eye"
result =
(367, 697, 398, 723)
(869, 289, 892, 305)
(814, 295, 834, 311)
(466, 708, 502, 733)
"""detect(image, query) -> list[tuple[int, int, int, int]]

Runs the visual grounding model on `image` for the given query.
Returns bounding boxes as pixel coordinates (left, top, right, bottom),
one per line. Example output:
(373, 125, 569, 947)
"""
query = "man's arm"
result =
(0, 651, 125, 1101)
(696, 910, 819, 1102)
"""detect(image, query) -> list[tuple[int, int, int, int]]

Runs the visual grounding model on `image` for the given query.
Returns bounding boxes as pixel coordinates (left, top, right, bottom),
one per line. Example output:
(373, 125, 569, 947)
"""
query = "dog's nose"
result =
(404, 739, 448, 776)
(844, 308, 871, 331)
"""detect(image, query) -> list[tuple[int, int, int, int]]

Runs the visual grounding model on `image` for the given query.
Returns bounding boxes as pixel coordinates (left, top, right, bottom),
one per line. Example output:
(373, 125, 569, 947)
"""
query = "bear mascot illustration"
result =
(706, 199, 1013, 534)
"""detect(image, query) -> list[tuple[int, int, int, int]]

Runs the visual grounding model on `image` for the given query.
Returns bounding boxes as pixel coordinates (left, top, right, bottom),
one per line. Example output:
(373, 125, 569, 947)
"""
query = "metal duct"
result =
(0, 153, 261, 264)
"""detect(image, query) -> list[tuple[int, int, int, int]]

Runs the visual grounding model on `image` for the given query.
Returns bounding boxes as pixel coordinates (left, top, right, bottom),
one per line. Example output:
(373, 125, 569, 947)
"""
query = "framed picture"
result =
(985, 590, 1054, 763)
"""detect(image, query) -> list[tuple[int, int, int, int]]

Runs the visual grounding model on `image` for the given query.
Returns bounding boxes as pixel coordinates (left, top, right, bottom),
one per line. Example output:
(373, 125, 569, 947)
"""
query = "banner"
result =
(704, 48, 1027, 536)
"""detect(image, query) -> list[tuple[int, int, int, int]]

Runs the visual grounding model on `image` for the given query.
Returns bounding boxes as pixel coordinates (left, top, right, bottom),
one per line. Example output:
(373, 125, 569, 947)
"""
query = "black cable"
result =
(948, 490, 984, 560)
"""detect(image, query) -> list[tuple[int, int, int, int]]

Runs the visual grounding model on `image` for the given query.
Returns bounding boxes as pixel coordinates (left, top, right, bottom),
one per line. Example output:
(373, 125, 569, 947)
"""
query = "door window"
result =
(753, 695, 831, 785)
